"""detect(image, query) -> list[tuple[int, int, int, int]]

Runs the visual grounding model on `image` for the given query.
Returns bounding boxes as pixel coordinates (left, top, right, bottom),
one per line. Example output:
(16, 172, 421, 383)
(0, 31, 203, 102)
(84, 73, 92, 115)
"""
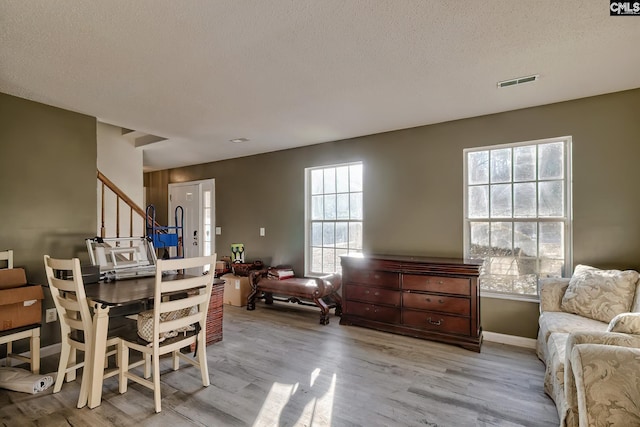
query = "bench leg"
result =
(332, 293, 343, 317)
(264, 292, 274, 305)
(247, 289, 257, 311)
(314, 297, 331, 325)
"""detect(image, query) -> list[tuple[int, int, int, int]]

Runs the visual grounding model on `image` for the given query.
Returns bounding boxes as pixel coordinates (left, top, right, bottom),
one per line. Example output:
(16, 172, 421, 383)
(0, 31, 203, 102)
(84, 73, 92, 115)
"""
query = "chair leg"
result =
(105, 344, 118, 369)
(198, 332, 210, 387)
(77, 343, 94, 409)
(115, 343, 122, 369)
(153, 353, 162, 413)
(67, 348, 77, 382)
(172, 350, 180, 371)
(53, 342, 71, 393)
(6, 341, 12, 368)
(118, 343, 129, 394)
(30, 330, 41, 374)
(144, 353, 151, 379)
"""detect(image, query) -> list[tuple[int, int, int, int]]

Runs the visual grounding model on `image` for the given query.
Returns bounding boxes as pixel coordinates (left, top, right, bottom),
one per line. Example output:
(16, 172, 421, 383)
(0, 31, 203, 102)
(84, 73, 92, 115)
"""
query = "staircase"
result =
(97, 170, 182, 257)
(97, 170, 148, 239)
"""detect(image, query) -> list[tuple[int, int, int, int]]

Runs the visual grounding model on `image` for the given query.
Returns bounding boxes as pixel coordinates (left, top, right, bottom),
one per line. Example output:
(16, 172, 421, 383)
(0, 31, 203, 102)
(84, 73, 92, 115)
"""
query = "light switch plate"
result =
(259, 227, 265, 236)
(215, 227, 222, 235)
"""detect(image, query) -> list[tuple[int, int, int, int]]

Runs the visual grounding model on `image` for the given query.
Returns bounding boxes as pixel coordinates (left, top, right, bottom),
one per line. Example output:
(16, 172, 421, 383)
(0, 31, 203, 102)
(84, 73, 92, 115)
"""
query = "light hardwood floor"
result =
(0, 303, 559, 427)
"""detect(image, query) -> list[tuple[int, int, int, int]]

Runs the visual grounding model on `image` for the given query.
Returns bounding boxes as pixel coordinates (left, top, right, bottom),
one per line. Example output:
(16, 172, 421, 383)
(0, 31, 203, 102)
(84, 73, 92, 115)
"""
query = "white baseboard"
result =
(13, 335, 536, 364)
(4, 343, 61, 365)
(484, 331, 536, 349)
(38, 342, 62, 359)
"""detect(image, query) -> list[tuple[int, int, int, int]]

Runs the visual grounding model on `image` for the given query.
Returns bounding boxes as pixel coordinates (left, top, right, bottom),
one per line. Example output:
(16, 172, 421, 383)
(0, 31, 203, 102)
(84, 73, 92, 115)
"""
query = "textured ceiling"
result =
(1, 1, 639, 171)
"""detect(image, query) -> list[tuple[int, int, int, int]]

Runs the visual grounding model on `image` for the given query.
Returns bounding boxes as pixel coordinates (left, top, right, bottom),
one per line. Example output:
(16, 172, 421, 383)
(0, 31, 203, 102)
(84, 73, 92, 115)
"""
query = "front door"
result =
(168, 179, 215, 262)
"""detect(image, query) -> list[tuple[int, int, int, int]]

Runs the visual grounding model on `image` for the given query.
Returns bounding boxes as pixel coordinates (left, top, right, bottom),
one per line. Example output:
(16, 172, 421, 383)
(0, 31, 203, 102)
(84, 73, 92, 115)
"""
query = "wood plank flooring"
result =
(0, 303, 559, 426)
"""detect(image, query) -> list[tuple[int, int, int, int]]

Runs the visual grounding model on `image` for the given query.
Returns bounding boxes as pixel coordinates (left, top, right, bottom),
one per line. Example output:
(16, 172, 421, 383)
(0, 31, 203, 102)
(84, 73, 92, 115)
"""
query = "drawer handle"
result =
(427, 317, 442, 326)
(364, 290, 370, 294)
(425, 279, 444, 285)
(425, 298, 445, 304)
(374, 291, 379, 296)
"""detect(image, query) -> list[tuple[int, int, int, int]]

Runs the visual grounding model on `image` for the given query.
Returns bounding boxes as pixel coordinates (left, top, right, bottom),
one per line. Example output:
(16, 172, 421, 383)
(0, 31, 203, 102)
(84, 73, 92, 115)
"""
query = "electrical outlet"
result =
(45, 308, 57, 323)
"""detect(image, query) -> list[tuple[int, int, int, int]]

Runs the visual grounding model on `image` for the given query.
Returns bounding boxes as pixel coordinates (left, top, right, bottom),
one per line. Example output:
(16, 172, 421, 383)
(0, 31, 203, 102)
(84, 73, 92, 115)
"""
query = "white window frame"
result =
(463, 136, 573, 301)
(305, 161, 363, 276)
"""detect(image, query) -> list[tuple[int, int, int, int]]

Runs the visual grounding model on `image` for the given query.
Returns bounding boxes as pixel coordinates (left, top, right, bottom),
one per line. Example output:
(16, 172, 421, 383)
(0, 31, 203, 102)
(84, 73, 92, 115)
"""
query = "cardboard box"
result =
(0, 285, 44, 331)
(0, 268, 27, 290)
(221, 273, 251, 307)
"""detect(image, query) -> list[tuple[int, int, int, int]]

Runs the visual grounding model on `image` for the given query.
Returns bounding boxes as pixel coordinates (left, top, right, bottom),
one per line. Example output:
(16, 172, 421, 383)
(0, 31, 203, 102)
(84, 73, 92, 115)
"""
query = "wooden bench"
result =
(247, 270, 342, 325)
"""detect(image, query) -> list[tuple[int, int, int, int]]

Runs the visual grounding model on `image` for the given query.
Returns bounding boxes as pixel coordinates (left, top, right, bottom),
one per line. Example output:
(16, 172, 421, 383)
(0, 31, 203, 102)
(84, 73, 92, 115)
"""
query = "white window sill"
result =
(480, 291, 540, 303)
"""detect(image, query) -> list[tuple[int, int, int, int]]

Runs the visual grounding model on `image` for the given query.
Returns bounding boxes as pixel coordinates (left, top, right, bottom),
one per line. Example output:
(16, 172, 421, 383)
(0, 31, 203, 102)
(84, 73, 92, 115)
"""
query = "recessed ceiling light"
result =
(497, 74, 539, 88)
(229, 137, 249, 143)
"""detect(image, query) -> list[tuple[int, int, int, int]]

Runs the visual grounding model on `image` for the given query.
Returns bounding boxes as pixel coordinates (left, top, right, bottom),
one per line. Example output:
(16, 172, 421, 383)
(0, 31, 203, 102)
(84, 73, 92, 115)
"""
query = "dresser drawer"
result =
(402, 309, 470, 335)
(402, 274, 470, 296)
(347, 270, 400, 289)
(402, 292, 470, 316)
(345, 284, 400, 306)
(347, 301, 401, 323)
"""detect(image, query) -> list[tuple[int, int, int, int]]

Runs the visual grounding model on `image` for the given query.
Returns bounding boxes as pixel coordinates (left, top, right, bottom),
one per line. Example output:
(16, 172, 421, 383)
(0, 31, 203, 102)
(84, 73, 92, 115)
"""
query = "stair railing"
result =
(97, 170, 157, 239)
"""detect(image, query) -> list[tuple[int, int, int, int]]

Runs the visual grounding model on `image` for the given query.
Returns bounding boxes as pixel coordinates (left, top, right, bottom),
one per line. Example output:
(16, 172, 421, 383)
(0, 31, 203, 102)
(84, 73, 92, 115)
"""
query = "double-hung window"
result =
(305, 162, 363, 276)
(463, 137, 572, 298)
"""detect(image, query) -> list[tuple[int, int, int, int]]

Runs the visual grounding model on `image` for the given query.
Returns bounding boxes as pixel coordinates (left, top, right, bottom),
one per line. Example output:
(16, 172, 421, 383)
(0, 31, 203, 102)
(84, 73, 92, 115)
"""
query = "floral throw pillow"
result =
(561, 265, 639, 323)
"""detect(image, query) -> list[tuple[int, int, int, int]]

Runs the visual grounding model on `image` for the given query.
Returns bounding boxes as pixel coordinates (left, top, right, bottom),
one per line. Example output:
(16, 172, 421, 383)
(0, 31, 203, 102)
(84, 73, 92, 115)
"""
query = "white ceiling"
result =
(2, 1, 639, 171)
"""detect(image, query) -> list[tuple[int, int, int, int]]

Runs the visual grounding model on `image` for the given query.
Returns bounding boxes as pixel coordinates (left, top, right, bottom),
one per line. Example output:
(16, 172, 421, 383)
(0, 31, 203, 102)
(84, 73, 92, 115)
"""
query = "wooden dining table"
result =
(83, 274, 225, 409)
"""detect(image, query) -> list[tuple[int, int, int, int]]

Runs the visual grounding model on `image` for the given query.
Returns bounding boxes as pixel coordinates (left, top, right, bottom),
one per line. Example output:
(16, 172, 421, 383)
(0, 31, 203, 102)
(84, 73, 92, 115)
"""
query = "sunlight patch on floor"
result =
(253, 369, 337, 427)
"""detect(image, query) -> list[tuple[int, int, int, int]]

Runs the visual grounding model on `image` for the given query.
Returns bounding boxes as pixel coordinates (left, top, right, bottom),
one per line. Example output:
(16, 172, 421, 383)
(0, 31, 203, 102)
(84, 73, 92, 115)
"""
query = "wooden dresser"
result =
(340, 254, 483, 352)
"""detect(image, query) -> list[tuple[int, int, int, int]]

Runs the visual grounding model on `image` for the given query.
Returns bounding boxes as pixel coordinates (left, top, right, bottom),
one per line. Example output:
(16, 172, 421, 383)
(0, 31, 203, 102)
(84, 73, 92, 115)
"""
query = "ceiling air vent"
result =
(497, 74, 539, 88)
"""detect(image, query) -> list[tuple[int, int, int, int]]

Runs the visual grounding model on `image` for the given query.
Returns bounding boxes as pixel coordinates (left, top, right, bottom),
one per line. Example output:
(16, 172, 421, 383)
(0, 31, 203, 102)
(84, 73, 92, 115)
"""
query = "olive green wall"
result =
(0, 92, 97, 348)
(146, 88, 640, 339)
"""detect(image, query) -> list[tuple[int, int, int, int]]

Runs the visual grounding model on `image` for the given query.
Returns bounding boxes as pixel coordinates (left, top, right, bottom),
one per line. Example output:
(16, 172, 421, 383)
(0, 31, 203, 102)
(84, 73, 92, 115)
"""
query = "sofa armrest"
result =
(607, 312, 640, 335)
(563, 331, 640, 426)
(569, 344, 640, 427)
(566, 330, 640, 350)
(538, 277, 570, 312)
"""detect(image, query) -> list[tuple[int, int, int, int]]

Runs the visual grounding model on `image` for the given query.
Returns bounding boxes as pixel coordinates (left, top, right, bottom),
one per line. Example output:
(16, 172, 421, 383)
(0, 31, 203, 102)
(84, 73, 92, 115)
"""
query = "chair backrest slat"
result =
(158, 275, 208, 294)
(157, 314, 200, 335)
(49, 277, 80, 293)
(65, 316, 85, 332)
(160, 292, 207, 313)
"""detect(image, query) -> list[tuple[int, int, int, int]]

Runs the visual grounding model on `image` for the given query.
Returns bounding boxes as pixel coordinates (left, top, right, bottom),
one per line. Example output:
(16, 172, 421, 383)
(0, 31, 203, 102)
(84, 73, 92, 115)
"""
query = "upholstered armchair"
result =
(564, 315, 640, 427)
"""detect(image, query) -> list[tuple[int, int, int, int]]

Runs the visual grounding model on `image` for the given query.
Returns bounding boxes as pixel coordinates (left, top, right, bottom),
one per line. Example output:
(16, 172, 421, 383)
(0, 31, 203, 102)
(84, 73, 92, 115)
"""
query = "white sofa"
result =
(536, 265, 640, 426)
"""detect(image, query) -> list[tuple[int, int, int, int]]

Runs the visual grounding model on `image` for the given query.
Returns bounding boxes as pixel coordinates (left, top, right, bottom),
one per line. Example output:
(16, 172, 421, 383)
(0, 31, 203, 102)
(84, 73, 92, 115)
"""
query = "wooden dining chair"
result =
(118, 254, 216, 413)
(0, 249, 13, 268)
(43, 255, 139, 408)
(1, 250, 41, 373)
